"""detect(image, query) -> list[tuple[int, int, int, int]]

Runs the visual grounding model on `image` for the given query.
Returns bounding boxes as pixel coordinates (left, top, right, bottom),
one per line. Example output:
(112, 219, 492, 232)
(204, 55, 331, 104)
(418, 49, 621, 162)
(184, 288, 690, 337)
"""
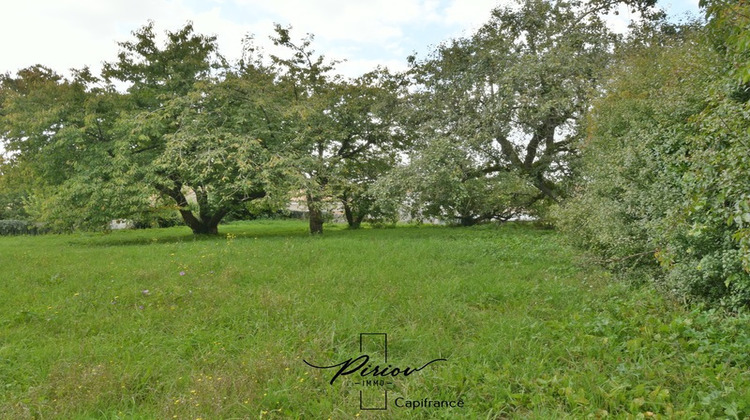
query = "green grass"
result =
(1, 220, 749, 419)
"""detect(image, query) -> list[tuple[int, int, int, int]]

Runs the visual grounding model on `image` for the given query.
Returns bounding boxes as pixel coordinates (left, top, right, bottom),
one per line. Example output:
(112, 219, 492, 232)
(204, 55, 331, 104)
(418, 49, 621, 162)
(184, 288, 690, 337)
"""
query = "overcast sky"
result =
(0, 0, 701, 80)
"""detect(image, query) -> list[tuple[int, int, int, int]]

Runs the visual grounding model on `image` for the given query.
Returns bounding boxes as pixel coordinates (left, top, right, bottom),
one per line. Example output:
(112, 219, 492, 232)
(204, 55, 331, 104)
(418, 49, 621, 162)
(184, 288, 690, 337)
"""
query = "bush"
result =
(556, 24, 750, 309)
(0, 219, 44, 236)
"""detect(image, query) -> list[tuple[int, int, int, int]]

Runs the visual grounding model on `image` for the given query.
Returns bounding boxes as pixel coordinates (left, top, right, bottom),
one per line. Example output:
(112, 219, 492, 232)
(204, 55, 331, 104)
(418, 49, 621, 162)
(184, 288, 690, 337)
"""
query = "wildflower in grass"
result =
(179, 271, 186, 276)
(142, 289, 150, 295)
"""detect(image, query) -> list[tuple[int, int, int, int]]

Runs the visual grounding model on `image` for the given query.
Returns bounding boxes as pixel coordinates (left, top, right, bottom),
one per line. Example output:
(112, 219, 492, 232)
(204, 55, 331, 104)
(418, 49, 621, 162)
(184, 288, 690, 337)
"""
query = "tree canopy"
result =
(269, 26, 408, 233)
(377, 0, 634, 225)
(1, 23, 291, 233)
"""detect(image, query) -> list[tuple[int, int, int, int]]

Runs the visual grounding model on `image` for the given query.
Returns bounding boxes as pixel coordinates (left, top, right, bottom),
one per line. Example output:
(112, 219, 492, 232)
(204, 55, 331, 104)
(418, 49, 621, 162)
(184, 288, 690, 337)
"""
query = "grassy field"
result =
(1, 220, 749, 419)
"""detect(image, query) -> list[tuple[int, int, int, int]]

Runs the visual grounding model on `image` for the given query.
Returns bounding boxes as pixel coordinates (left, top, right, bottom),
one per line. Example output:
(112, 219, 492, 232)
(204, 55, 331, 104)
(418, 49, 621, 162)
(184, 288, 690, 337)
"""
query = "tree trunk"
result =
(178, 209, 223, 234)
(306, 192, 324, 234)
(343, 202, 363, 229)
(344, 202, 354, 226)
(459, 215, 479, 226)
(353, 214, 364, 229)
(156, 179, 259, 235)
(189, 221, 219, 235)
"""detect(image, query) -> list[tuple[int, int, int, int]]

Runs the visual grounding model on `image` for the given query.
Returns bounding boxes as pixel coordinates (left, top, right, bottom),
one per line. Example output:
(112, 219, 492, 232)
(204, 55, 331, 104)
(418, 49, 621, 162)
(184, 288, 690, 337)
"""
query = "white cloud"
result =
(0, 0, 466, 79)
(229, 0, 444, 48)
(443, 0, 502, 29)
(602, 3, 640, 34)
(337, 57, 410, 78)
(659, 0, 701, 18)
(0, 0, 200, 74)
(0, 0, 702, 82)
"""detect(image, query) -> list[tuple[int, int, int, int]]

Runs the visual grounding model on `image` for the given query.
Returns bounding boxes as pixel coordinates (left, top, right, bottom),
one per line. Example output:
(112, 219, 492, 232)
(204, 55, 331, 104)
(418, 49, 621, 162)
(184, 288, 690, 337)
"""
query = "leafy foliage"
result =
(0, 219, 44, 235)
(681, 80, 750, 308)
(102, 22, 286, 234)
(397, 0, 627, 219)
(270, 27, 407, 232)
(0, 65, 134, 231)
(0, 156, 30, 220)
(701, 0, 750, 83)
(379, 137, 538, 225)
(557, 15, 750, 309)
(0, 23, 289, 234)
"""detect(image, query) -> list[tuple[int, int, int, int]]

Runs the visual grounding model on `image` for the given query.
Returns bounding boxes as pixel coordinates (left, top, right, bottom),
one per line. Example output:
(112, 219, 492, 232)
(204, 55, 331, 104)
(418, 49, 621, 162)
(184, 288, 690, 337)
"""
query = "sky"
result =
(0, 0, 701, 81)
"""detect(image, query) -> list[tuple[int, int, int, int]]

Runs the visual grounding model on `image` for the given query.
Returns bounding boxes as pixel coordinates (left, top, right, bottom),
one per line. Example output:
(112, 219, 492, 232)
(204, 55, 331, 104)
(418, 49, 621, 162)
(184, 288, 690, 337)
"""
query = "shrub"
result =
(0, 219, 43, 236)
(556, 23, 750, 309)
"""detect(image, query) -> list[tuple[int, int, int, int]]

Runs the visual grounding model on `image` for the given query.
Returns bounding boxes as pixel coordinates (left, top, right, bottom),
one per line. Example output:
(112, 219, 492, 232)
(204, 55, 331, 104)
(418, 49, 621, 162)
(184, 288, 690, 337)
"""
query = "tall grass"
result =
(1, 220, 748, 418)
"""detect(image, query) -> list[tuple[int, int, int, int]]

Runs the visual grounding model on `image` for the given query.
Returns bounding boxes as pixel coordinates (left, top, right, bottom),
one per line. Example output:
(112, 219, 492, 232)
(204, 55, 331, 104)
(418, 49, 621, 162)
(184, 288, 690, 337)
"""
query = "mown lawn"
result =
(1, 220, 749, 419)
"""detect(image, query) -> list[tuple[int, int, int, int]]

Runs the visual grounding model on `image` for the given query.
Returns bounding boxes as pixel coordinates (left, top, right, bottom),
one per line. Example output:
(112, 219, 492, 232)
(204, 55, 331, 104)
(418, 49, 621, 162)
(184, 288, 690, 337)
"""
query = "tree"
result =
(142, 66, 289, 234)
(378, 137, 538, 226)
(684, 0, 750, 306)
(0, 65, 130, 230)
(271, 27, 406, 233)
(0, 23, 289, 234)
(555, 21, 713, 258)
(399, 0, 657, 222)
(101, 22, 247, 234)
(320, 71, 407, 229)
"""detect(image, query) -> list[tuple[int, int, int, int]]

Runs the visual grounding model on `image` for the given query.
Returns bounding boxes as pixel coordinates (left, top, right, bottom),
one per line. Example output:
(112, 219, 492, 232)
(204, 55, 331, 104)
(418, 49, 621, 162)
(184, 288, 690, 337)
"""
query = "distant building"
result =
(109, 219, 134, 230)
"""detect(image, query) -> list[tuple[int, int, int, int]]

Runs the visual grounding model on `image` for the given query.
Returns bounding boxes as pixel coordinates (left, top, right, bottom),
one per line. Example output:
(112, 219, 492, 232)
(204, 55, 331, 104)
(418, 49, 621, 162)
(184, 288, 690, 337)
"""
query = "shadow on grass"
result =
(65, 220, 315, 247)
(60, 220, 550, 248)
